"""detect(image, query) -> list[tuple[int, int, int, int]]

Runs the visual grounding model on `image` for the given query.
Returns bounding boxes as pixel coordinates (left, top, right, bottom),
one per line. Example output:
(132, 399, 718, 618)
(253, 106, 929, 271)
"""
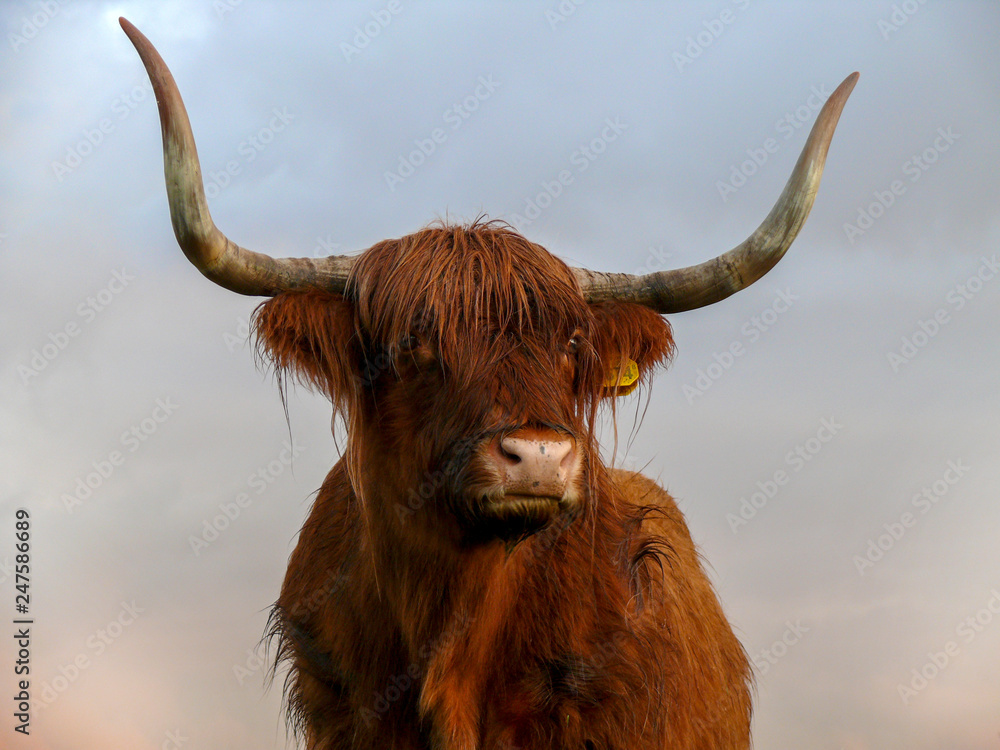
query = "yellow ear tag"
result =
(603, 358, 639, 396)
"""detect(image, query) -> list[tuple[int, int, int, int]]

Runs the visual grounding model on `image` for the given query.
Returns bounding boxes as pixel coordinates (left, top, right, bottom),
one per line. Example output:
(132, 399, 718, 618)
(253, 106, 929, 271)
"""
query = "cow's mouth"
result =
(483, 493, 563, 519)
(465, 491, 581, 541)
(454, 427, 584, 539)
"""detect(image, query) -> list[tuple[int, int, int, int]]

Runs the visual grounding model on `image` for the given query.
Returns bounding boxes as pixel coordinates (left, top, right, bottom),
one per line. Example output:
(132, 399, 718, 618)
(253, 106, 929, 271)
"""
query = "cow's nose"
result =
(490, 427, 578, 498)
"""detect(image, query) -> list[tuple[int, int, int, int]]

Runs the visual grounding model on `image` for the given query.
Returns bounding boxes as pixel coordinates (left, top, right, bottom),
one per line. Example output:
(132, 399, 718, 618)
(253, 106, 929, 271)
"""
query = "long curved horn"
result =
(120, 18, 355, 296)
(574, 72, 858, 313)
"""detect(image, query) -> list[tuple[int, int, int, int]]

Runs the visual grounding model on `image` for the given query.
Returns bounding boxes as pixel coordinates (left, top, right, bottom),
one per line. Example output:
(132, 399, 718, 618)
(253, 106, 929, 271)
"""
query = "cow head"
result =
(120, 18, 856, 543)
(252, 224, 674, 542)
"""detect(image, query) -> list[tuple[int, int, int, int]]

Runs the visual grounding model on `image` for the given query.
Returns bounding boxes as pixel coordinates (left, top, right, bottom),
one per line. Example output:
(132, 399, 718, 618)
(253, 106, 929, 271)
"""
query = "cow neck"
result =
(362, 474, 647, 745)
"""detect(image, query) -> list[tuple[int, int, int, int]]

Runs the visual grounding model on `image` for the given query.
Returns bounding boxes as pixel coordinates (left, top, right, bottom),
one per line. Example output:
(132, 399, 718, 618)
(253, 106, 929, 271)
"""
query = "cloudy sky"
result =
(2, 1, 998, 748)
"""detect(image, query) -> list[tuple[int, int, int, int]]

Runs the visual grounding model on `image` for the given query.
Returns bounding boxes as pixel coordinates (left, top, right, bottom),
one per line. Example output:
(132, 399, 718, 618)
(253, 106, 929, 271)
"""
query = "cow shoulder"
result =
(608, 467, 696, 556)
(608, 467, 753, 743)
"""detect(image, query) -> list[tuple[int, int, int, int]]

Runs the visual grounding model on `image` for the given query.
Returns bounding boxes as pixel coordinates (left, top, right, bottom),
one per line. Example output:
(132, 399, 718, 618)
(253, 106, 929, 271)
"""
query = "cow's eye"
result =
(395, 333, 436, 369)
(398, 334, 421, 353)
(566, 331, 583, 354)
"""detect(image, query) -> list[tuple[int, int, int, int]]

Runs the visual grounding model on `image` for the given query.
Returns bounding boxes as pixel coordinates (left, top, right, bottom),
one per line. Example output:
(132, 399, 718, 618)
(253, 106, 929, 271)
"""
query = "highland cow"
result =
(121, 17, 856, 749)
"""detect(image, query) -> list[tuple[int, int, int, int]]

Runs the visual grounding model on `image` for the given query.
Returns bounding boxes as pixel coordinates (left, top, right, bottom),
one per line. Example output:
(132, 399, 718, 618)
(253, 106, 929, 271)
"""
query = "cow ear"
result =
(588, 302, 675, 398)
(253, 290, 359, 405)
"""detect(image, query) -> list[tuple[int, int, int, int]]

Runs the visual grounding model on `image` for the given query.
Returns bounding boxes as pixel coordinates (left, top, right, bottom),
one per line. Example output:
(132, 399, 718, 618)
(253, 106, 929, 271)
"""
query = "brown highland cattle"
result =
(121, 17, 856, 750)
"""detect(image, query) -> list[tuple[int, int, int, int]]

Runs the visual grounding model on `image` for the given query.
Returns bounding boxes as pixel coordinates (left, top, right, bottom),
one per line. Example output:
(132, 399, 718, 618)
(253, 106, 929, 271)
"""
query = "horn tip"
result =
(119, 17, 146, 49)
(839, 71, 861, 96)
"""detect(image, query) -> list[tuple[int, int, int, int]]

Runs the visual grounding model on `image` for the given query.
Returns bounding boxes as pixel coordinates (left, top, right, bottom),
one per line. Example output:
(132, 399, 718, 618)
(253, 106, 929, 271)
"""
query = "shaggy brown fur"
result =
(255, 220, 751, 749)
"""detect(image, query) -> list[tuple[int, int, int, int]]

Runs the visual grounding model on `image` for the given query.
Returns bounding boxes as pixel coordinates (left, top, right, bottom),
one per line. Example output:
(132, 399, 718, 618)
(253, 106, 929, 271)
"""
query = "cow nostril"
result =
(498, 440, 522, 465)
(497, 434, 576, 477)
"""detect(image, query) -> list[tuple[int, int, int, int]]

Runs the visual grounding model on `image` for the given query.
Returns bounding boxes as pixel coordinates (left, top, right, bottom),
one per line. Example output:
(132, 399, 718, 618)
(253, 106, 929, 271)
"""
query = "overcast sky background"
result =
(2, 2, 999, 749)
